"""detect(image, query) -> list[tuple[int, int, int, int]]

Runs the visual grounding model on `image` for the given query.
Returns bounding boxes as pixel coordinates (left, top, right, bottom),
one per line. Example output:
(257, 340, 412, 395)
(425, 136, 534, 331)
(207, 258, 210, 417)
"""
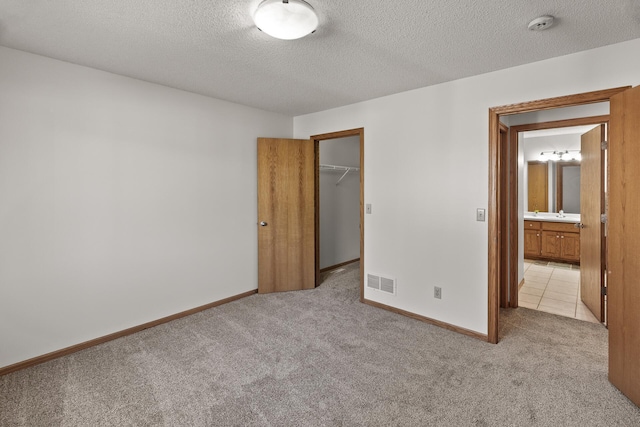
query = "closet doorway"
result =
(311, 129, 364, 301)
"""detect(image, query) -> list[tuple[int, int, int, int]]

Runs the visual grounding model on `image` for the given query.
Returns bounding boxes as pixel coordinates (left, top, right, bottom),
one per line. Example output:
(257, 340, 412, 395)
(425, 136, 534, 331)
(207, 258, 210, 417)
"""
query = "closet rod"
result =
(319, 164, 359, 185)
(319, 164, 360, 172)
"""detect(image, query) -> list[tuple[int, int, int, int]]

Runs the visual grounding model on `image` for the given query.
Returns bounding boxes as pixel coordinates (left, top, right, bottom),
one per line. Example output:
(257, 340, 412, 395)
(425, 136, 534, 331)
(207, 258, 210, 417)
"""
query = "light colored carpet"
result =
(1, 262, 639, 426)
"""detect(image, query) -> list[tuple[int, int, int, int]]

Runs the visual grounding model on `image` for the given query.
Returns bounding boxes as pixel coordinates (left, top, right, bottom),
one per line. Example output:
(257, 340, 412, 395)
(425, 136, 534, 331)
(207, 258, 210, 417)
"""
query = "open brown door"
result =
(257, 138, 315, 294)
(608, 85, 640, 408)
(579, 124, 605, 321)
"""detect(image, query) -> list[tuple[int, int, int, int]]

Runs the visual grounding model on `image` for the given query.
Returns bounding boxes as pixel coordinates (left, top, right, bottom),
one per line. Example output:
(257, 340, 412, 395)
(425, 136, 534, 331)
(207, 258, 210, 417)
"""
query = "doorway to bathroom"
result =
(490, 85, 640, 409)
(508, 115, 608, 324)
(487, 86, 629, 344)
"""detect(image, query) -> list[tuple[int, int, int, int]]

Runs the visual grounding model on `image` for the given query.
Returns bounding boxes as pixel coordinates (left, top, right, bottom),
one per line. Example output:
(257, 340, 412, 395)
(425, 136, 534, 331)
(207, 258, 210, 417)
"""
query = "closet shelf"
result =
(320, 164, 360, 185)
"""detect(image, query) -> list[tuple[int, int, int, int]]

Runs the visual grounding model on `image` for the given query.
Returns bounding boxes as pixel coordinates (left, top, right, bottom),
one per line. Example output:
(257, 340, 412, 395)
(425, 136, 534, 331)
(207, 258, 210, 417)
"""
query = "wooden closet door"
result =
(257, 138, 315, 293)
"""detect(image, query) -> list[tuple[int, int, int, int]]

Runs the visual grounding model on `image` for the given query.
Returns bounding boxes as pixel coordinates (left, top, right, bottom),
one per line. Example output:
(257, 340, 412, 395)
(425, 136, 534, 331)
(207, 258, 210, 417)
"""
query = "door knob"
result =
(260, 221, 268, 226)
(575, 223, 585, 228)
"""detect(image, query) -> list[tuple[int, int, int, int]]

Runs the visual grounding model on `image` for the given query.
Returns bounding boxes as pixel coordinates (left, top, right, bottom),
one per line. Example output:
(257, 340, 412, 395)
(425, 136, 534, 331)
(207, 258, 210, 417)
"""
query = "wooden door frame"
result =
(498, 123, 509, 309)
(311, 128, 365, 302)
(488, 86, 629, 344)
(510, 117, 609, 305)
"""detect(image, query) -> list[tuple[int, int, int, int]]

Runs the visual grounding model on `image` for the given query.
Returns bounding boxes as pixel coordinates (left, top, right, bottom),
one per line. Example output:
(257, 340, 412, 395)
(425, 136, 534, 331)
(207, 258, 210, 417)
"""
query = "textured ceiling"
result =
(1, 1, 639, 116)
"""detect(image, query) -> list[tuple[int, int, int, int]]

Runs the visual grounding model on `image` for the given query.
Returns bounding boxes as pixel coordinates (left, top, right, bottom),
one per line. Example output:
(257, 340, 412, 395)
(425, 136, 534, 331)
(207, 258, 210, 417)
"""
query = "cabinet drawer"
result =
(542, 221, 580, 233)
(525, 220, 541, 230)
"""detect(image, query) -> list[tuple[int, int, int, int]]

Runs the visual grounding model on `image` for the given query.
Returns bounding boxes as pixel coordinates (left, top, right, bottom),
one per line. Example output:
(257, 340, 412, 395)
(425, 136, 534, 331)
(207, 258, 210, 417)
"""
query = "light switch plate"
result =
(366, 204, 372, 214)
(477, 208, 486, 222)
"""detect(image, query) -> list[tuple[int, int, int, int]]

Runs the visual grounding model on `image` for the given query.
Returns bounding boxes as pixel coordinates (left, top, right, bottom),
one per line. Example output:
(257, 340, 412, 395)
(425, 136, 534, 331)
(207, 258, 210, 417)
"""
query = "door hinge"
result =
(601, 213, 607, 224)
(601, 286, 607, 296)
(601, 140, 608, 150)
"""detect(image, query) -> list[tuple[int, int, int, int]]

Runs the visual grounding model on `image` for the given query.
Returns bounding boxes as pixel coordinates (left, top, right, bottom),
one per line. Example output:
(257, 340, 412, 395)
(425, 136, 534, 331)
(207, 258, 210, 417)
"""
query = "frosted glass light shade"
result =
(253, 0, 318, 40)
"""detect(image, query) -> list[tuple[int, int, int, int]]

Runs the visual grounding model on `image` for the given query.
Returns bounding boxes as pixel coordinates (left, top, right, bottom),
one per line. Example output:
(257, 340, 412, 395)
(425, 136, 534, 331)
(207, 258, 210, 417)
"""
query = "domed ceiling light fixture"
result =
(253, 0, 319, 40)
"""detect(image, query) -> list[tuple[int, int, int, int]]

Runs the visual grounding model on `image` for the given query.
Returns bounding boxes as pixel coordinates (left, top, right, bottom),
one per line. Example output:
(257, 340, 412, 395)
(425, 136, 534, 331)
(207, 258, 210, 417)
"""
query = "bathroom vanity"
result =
(524, 213, 581, 264)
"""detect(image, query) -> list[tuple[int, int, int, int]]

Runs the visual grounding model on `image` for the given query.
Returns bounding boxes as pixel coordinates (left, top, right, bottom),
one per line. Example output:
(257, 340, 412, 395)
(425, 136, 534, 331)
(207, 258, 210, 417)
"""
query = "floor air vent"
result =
(367, 274, 396, 295)
(380, 277, 395, 294)
(367, 274, 380, 290)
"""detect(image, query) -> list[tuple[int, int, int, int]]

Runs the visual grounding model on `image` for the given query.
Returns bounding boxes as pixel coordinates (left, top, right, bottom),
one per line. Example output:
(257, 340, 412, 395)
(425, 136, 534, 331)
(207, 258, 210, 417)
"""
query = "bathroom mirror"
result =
(556, 161, 580, 213)
(527, 161, 581, 214)
(523, 124, 593, 215)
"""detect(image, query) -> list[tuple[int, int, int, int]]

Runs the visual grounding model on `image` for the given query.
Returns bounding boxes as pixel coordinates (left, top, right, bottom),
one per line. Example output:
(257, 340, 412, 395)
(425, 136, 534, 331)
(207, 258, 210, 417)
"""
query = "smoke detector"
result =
(528, 15, 555, 31)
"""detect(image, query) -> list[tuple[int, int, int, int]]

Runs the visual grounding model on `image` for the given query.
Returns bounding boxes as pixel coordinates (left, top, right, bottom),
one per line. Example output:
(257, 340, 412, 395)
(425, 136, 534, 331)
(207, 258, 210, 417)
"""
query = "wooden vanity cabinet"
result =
(524, 221, 542, 258)
(541, 231, 561, 258)
(560, 233, 580, 261)
(524, 220, 580, 263)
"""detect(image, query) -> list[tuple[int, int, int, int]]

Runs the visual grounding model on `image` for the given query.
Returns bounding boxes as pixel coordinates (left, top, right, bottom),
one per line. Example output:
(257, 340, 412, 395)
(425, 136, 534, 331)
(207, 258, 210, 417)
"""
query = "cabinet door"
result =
(560, 232, 580, 262)
(524, 230, 541, 257)
(541, 231, 561, 258)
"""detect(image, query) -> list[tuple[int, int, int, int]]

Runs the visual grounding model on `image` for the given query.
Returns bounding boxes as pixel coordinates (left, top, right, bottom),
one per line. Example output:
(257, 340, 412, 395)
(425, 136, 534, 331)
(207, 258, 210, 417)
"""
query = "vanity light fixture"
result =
(253, 0, 319, 40)
(539, 150, 581, 162)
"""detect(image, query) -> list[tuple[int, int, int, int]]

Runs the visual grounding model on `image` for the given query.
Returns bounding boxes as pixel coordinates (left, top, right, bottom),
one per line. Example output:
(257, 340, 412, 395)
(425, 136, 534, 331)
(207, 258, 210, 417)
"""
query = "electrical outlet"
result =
(434, 286, 442, 299)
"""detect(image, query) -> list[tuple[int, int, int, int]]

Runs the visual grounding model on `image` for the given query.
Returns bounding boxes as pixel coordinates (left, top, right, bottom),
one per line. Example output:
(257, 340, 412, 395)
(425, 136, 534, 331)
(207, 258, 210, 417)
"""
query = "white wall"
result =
(0, 46, 292, 368)
(294, 38, 640, 334)
(320, 136, 360, 269)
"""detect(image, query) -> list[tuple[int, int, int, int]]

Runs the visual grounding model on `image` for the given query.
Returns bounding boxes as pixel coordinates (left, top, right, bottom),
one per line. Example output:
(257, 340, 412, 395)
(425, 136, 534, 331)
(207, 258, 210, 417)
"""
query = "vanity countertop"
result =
(524, 213, 580, 223)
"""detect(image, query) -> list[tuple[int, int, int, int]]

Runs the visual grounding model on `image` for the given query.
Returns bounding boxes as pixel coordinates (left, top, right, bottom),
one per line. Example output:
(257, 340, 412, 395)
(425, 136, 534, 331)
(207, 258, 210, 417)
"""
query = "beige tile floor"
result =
(519, 260, 600, 323)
